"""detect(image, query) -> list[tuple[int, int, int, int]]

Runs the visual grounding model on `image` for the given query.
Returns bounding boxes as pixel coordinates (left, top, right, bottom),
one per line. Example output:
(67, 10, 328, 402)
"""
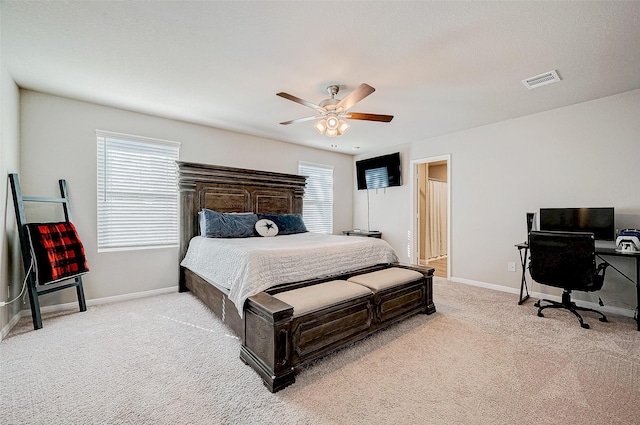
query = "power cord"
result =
(596, 294, 638, 320)
(0, 260, 33, 307)
(597, 296, 635, 310)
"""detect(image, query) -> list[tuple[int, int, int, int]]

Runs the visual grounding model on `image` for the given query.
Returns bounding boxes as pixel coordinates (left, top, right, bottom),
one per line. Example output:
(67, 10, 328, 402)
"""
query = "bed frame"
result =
(178, 161, 435, 391)
(178, 161, 308, 335)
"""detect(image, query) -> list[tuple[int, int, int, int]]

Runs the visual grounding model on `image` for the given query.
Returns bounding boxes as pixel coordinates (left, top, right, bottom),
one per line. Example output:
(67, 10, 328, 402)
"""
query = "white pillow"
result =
(255, 219, 279, 237)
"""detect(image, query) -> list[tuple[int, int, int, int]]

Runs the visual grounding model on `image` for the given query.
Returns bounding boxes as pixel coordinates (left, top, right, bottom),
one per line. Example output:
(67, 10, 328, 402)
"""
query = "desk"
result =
(516, 242, 640, 331)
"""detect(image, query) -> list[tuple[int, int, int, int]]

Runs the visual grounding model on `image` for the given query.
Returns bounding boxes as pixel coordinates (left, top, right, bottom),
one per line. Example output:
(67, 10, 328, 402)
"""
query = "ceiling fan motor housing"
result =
(319, 85, 341, 110)
(319, 99, 339, 110)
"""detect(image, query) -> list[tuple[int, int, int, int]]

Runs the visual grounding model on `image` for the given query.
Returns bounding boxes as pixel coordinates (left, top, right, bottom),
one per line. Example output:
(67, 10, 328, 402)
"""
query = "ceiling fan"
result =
(276, 83, 394, 137)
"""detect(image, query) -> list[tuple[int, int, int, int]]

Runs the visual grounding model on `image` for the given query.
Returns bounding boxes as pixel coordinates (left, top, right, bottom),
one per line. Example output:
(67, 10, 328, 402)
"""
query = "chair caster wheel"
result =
(599, 317, 608, 322)
(537, 311, 544, 317)
(581, 323, 590, 329)
(534, 301, 541, 307)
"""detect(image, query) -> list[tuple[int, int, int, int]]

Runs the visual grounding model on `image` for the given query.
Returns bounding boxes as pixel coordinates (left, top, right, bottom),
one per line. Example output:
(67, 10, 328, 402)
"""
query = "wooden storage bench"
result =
(347, 267, 428, 330)
(240, 264, 435, 392)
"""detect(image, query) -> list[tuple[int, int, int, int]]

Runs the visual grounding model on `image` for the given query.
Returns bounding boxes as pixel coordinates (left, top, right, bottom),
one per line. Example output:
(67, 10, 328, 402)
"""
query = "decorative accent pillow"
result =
(257, 213, 308, 235)
(25, 221, 90, 285)
(255, 219, 279, 237)
(199, 209, 258, 238)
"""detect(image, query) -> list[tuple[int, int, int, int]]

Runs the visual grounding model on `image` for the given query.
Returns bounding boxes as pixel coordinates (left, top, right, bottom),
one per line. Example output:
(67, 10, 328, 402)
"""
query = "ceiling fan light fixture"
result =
(326, 128, 338, 137)
(337, 119, 350, 135)
(314, 119, 327, 134)
(326, 114, 339, 130)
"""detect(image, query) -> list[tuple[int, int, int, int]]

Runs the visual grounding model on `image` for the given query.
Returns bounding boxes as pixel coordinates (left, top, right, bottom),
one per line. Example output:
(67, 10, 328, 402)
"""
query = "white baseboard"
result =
(450, 276, 636, 319)
(25, 286, 178, 316)
(1, 311, 23, 341)
(451, 276, 521, 295)
(1, 286, 178, 341)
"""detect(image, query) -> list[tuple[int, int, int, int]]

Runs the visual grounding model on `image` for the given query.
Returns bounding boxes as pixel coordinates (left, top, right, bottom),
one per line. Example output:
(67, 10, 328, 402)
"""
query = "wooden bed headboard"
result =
(177, 161, 307, 260)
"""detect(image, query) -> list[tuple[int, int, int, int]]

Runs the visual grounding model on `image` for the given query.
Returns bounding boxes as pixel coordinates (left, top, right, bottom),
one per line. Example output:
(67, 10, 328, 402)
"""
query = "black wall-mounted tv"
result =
(539, 207, 615, 241)
(356, 152, 402, 190)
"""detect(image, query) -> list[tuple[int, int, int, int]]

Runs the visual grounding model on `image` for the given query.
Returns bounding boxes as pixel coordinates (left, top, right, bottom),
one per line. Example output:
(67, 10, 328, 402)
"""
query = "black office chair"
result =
(528, 230, 609, 329)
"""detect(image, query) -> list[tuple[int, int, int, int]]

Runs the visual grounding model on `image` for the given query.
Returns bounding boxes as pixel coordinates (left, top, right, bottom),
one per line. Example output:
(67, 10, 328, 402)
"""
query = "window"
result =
(298, 161, 333, 234)
(97, 130, 180, 251)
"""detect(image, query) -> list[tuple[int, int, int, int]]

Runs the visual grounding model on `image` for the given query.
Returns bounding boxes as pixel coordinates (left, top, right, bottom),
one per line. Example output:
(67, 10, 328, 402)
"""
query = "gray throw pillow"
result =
(199, 209, 258, 238)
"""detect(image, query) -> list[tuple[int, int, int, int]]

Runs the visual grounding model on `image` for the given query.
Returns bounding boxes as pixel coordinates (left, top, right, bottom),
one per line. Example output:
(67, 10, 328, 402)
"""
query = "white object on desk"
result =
(616, 235, 640, 253)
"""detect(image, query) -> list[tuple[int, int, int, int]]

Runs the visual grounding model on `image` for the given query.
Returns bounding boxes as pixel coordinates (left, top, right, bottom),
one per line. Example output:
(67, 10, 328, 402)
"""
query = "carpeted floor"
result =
(1, 277, 639, 425)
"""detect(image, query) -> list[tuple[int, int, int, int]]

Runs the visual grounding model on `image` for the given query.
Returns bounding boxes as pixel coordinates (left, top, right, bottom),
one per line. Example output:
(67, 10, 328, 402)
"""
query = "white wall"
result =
(18, 90, 354, 309)
(355, 89, 640, 311)
(1, 21, 22, 336)
(353, 145, 412, 262)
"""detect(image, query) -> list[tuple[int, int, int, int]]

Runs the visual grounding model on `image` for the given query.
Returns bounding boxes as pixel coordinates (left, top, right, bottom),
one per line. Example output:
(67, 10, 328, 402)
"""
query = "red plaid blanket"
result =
(26, 222, 89, 285)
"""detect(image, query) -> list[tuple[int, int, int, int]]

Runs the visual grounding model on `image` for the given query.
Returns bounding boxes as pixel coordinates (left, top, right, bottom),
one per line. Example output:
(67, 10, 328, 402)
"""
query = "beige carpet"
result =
(1, 278, 639, 425)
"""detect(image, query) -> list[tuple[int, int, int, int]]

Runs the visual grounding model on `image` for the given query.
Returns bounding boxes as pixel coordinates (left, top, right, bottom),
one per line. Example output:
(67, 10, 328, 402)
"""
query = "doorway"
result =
(411, 155, 450, 279)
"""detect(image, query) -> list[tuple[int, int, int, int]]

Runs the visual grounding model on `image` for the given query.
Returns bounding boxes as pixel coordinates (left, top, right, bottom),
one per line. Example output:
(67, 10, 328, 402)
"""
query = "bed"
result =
(178, 161, 400, 330)
(178, 161, 435, 390)
(181, 232, 399, 317)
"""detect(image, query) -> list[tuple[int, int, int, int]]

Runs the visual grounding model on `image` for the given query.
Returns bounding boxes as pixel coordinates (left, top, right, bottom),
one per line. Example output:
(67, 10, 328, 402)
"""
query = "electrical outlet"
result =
(508, 262, 516, 272)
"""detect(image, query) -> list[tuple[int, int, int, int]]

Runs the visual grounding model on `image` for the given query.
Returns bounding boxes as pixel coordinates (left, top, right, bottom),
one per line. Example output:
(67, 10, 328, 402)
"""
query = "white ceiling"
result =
(2, 1, 639, 155)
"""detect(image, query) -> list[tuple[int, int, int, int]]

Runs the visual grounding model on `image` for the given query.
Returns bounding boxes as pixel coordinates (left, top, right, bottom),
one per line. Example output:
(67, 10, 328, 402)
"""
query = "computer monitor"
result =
(539, 207, 615, 241)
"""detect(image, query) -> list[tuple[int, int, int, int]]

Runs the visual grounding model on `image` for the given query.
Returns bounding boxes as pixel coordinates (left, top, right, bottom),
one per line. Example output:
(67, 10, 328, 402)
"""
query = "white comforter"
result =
(180, 233, 398, 316)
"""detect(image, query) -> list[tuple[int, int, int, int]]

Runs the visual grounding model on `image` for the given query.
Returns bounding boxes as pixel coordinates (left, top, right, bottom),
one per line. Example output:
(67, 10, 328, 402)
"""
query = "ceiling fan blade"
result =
(345, 112, 394, 123)
(336, 83, 375, 111)
(276, 92, 322, 111)
(280, 116, 322, 125)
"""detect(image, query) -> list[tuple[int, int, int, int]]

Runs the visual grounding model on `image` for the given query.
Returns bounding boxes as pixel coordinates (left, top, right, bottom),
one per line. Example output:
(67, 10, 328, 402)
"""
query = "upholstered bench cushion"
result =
(347, 267, 423, 291)
(272, 280, 372, 317)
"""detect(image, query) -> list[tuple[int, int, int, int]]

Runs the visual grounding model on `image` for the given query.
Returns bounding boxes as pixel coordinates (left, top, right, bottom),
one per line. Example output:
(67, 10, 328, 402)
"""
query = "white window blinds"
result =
(298, 161, 333, 234)
(97, 130, 180, 251)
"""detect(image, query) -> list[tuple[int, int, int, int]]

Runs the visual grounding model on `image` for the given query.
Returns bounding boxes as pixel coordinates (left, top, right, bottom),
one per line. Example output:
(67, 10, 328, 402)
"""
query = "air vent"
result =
(522, 70, 561, 90)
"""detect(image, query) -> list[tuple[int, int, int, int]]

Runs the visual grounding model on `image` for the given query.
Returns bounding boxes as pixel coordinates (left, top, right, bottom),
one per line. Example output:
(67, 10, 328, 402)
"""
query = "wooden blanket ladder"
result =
(9, 173, 87, 330)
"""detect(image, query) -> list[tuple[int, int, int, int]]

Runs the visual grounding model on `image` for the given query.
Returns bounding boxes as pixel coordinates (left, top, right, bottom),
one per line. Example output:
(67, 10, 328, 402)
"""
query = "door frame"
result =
(409, 154, 451, 279)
